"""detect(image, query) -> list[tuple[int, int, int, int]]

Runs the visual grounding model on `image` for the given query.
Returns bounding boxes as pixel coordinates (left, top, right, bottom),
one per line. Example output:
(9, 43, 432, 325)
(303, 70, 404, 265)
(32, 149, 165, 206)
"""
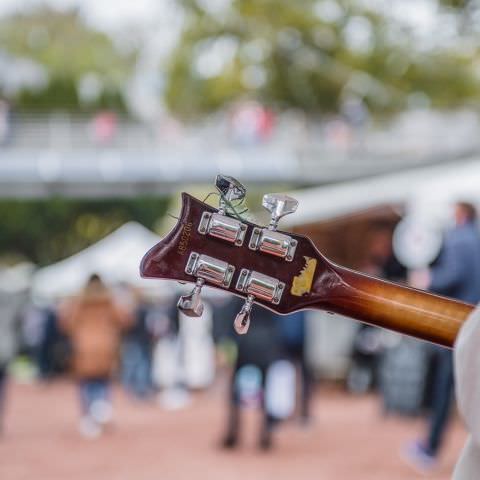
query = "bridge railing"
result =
(0, 110, 478, 187)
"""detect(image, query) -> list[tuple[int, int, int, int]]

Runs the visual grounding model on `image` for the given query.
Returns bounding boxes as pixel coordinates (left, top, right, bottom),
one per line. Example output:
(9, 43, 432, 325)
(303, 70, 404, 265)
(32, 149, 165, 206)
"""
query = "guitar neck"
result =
(308, 265, 474, 348)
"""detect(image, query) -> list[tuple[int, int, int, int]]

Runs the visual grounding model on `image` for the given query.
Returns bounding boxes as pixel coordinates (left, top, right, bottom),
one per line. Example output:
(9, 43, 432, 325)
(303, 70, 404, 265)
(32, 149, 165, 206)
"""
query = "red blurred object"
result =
(92, 111, 118, 145)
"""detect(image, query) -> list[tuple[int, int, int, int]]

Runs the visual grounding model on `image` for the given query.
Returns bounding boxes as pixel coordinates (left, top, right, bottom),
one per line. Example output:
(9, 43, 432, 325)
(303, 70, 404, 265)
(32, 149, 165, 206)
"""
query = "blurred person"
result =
(349, 227, 407, 394)
(404, 202, 480, 473)
(121, 295, 154, 400)
(340, 95, 370, 150)
(19, 301, 47, 364)
(179, 302, 215, 390)
(91, 111, 118, 146)
(152, 298, 191, 410)
(257, 105, 275, 141)
(59, 274, 131, 438)
(0, 290, 25, 434)
(0, 99, 11, 146)
(361, 226, 407, 282)
(229, 101, 274, 145)
(37, 305, 68, 379)
(221, 297, 286, 450)
(325, 117, 351, 151)
(211, 295, 241, 393)
(277, 311, 313, 425)
(155, 299, 214, 408)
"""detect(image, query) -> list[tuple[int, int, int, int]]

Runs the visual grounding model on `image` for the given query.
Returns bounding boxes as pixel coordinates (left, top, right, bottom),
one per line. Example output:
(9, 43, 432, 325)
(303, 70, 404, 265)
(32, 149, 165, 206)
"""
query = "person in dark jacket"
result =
(405, 202, 480, 473)
(277, 310, 312, 424)
(220, 297, 285, 450)
(122, 298, 155, 399)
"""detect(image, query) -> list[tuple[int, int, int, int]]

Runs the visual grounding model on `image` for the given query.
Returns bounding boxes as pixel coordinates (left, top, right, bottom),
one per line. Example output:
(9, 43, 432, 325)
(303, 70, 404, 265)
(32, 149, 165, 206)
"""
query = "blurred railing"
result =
(0, 110, 479, 197)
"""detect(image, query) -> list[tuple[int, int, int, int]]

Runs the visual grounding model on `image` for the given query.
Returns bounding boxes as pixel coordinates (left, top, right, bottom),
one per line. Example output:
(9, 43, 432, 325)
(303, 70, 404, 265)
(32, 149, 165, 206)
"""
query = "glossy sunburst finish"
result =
(140, 193, 474, 348)
(304, 264, 472, 348)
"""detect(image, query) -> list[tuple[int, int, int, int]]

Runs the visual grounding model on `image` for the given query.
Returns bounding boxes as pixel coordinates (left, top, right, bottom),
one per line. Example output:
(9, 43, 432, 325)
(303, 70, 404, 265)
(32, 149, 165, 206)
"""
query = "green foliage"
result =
(0, 197, 170, 266)
(439, 0, 471, 8)
(13, 76, 126, 113)
(0, 8, 134, 112)
(165, 0, 480, 117)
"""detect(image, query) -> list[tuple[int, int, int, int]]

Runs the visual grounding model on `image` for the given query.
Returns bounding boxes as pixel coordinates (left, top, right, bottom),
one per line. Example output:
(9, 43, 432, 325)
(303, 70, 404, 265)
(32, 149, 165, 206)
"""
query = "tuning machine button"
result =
(215, 174, 247, 214)
(177, 278, 205, 317)
(262, 193, 298, 231)
(233, 295, 254, 334)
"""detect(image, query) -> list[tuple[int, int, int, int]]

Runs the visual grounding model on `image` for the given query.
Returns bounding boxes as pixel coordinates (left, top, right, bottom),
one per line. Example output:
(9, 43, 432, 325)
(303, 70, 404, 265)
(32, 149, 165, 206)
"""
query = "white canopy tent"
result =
(0, 262, 35, 294)
(32, 222, 164, 300)
(284, 158, 480, 230)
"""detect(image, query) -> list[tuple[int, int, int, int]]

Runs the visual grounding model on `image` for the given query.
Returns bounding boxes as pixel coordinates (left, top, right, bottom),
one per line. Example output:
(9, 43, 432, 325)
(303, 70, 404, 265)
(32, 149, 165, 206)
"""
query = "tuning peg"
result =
(262, 193, 299, 231)
(215, 175, 247, 213)
(177, 278, 205, 317)
(233, 295, 254, 334)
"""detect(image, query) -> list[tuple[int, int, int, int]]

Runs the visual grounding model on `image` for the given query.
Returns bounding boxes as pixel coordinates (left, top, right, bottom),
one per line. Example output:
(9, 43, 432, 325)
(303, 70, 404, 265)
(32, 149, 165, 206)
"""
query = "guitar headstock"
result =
(140, 175, 336, 333)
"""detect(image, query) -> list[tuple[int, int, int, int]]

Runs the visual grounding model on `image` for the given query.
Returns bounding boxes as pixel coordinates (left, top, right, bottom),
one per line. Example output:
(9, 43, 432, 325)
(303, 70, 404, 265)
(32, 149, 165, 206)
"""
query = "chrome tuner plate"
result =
(235, 269, 285, 305)
(185, 252, 235, 288)
(249, 227, 297, 262)
(198, 211, 247, 246)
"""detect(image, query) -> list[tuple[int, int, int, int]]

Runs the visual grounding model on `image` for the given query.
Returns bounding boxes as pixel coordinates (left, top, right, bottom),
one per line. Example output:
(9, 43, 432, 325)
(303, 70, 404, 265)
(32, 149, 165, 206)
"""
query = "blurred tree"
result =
(0, 8, 135, 112)
(12, 77, 126, 113)
(439, 0, 480, 33)
(165, 0, 480, 116)
(0, 197, 169, 266)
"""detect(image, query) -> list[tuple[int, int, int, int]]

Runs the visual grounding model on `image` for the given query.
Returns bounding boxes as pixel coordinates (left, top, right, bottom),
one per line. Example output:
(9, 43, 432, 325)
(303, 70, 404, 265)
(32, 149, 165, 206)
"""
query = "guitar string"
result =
(204, 191, 250, 221)
(167, 192, 251, 223)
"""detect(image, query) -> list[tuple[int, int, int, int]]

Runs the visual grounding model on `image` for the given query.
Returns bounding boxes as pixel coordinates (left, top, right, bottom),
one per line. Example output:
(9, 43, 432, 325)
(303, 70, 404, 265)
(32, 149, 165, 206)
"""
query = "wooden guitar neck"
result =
(304, 264, 473, 348)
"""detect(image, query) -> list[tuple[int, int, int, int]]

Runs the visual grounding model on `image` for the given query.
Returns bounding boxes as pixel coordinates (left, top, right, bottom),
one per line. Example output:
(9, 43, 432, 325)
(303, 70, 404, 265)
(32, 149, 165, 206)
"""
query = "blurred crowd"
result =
(0, 270, 313, 448)
(0, 200, 479, 477)
(0, 96, 372, 153)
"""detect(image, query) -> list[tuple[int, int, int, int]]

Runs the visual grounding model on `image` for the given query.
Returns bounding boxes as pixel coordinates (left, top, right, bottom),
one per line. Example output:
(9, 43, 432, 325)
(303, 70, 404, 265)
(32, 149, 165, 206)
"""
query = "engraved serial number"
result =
(177, 222, 193, 255)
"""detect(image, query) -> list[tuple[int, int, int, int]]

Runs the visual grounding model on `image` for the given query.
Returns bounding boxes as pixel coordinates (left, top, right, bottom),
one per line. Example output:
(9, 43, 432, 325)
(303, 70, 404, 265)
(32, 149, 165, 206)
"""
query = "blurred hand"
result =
(408, 269, 431, 290)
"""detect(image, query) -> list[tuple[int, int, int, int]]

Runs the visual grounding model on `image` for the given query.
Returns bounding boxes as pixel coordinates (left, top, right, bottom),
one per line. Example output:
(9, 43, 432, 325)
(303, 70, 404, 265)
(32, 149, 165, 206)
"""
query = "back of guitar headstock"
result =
(140, 175, 333, 334)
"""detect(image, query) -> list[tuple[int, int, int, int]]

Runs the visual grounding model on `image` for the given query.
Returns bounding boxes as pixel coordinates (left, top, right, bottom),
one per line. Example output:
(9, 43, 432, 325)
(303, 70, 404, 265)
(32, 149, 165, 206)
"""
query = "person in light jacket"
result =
(60, 274, 131, 438)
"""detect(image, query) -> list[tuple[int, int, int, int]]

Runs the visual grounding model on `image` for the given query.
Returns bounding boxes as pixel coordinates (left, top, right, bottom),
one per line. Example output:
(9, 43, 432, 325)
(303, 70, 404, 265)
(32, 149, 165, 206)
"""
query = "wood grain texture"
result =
(301, 263, 473, 348)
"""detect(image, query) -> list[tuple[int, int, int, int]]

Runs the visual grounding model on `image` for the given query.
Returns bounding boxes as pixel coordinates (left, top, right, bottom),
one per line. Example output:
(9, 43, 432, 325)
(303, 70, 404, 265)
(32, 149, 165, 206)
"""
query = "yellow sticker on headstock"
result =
(291, 257, 317, 296)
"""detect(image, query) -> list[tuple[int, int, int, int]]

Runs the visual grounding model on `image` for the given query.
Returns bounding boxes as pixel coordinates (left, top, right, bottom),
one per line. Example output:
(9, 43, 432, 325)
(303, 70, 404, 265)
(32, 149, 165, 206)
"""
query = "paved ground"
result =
(0, 380, 467, 480)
